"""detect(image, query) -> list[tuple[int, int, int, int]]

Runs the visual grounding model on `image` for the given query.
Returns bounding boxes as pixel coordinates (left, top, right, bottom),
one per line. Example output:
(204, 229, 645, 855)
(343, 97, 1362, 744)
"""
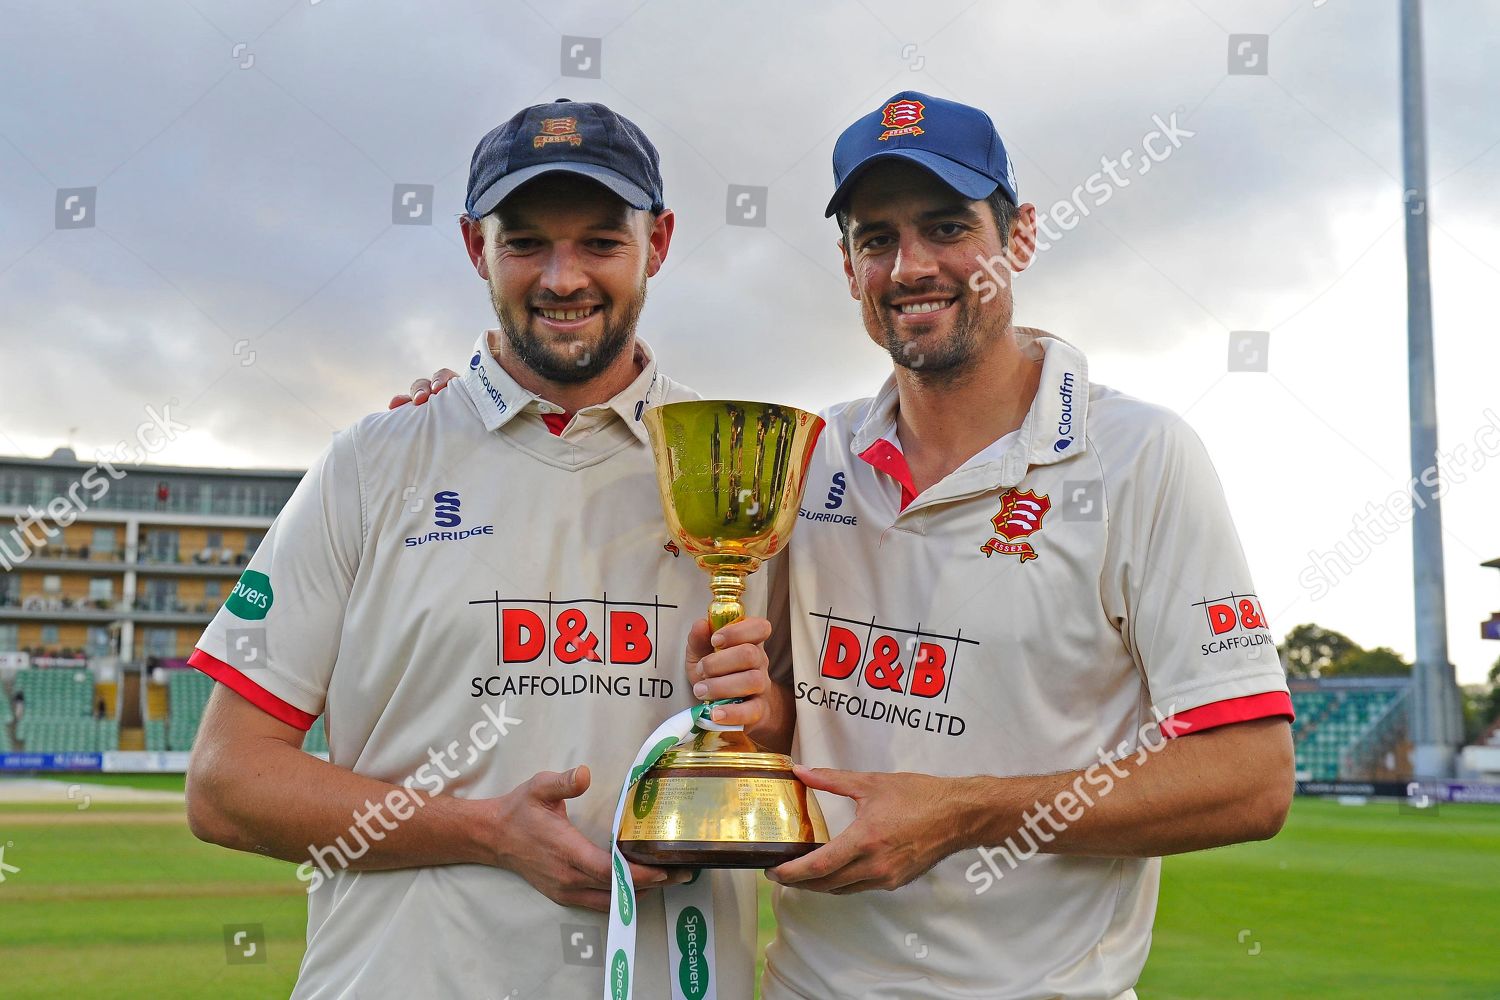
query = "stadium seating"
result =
(5, 666, 333, 758)
(13, 668, 117, 753)
(304, 715, 329, 755)
(0, 676, 12, 751)
(15, 717, 118, 753)
(1292, 687, 1404, 780)
(166, 670, 215, 751)
(149, 671, 328, 758)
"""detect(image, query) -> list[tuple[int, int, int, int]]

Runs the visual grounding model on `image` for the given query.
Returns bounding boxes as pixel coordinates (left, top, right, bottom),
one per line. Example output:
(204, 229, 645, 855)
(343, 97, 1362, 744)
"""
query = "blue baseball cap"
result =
(825, 91, 1018, 217)
(465, 99, 664, 219)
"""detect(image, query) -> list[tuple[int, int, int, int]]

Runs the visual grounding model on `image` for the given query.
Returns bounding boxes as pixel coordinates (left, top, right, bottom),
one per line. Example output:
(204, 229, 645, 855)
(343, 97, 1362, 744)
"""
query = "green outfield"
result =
(0, 781, 1496, 999)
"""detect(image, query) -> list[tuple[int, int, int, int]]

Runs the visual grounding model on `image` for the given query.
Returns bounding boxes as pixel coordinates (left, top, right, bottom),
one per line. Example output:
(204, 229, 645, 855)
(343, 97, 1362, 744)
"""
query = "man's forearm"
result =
(188, 729, 490, 874)
(954, 718, 1294, 859)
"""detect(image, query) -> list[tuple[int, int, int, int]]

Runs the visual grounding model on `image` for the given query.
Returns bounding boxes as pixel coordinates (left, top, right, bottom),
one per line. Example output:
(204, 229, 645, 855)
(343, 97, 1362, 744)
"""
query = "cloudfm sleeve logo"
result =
(979, 488, 1050, 563)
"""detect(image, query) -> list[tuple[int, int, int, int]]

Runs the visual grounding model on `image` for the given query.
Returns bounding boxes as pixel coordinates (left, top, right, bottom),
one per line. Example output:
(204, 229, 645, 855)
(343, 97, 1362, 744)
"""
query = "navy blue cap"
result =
(825, 92, 1018, 217)
(465, 99, 664, 219)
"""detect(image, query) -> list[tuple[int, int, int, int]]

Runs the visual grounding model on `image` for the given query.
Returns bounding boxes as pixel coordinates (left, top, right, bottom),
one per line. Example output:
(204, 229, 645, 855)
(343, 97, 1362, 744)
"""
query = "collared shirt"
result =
(191, 331, 758, 1000)
(764, 331, 1291, 1000)
(460, 329, 667, 448)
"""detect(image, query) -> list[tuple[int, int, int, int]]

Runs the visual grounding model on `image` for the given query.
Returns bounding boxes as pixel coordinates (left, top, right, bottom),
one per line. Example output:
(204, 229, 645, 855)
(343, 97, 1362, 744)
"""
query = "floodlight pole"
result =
(1400, 0, 1462, 778)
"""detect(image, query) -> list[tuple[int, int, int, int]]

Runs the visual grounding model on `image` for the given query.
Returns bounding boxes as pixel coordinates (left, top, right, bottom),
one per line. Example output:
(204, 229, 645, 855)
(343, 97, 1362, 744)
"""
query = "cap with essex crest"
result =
(825, 91, 1018, 216)
(465, 98, 665, 219)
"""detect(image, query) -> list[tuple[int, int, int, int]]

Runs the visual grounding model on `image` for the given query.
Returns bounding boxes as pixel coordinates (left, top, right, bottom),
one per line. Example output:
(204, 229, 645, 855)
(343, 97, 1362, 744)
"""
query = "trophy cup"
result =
(616, 400, 831, 868)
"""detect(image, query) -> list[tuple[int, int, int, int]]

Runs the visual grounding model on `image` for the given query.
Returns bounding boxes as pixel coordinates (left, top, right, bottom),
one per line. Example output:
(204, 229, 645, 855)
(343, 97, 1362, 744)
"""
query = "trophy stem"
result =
(698, 555, 760, 633)
(707, 569, 747, 632)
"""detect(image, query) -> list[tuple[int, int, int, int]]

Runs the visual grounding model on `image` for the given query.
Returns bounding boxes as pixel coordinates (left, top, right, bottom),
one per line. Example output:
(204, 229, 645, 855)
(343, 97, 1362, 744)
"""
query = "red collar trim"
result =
(858, 439, 917, 511)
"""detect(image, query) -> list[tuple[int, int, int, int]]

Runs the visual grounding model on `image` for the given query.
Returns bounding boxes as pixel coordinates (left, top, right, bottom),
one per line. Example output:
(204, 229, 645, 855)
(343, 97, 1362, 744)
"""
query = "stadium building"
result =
(0, 448, 330, 759)
(0, 447, 1484, 784)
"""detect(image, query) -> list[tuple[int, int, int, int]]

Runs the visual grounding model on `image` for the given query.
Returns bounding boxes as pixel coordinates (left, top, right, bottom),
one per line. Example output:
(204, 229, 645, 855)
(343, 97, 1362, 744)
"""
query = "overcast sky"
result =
(1, 0, 1498, 684)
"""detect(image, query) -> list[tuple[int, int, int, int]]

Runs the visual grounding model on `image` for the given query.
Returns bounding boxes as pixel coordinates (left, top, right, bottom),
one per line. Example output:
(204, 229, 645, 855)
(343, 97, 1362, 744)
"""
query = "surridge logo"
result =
(433, 490, 461, 528)
(824, 471, 846, 510)
(405, 489, 492, 548)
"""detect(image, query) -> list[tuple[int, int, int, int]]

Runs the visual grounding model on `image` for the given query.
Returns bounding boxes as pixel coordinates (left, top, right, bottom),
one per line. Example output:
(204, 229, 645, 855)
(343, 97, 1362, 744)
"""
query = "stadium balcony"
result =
(0, 595, 125, 623)
(14, 594, 118, 612)
(134, 551, 253, 575)
(17, 545, 129, 572)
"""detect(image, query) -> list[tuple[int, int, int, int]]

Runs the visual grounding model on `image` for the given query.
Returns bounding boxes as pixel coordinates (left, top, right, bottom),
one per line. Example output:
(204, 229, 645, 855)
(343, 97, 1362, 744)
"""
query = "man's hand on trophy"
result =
(389, 368, 460, 409)
(766, 767, 979, 894)
(489, 764, 688, 911)
(684, 616, 773, 729)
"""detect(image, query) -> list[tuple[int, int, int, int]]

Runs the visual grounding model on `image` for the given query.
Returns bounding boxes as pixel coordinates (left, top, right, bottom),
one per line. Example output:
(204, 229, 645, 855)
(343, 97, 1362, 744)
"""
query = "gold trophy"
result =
(617, 400, 831, 868)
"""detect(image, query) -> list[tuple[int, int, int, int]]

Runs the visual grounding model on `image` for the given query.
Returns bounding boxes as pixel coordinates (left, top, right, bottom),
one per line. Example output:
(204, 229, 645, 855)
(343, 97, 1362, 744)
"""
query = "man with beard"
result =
(734, 92, 1297, 999)
(185, 100, 768, 998)
(397, 94, 1296, 998)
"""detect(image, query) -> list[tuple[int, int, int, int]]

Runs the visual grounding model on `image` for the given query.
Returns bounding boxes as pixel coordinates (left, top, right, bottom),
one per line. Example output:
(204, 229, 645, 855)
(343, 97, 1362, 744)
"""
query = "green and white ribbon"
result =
(605, 701, 740, 1000)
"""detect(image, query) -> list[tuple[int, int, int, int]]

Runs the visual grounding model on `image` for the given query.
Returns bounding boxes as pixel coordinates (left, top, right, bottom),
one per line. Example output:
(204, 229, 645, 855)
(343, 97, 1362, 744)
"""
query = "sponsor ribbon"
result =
(605, 700, 741, 1000)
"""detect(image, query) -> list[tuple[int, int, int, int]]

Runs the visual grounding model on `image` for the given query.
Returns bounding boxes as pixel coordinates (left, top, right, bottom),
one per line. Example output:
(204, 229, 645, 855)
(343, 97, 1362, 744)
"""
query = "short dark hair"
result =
(836, 187, 1015, 253)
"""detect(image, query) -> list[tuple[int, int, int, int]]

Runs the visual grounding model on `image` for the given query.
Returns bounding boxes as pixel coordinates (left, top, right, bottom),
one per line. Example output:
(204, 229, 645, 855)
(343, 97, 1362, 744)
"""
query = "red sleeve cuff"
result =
(188, 648, 319, 731)
(1162, 690, 1294, 738)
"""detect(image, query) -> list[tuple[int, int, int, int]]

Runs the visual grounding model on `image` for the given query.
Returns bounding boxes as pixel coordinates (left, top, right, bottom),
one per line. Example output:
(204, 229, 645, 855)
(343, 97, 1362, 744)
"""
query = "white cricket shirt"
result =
(191, 332, 757, 1000)
(763, 332, 1292, 1000)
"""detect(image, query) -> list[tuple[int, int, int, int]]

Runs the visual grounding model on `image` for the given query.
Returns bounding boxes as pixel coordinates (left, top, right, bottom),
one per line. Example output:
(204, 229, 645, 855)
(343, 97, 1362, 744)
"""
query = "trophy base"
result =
(617, 839, 819, 869)
(615, 729, 829, 871)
